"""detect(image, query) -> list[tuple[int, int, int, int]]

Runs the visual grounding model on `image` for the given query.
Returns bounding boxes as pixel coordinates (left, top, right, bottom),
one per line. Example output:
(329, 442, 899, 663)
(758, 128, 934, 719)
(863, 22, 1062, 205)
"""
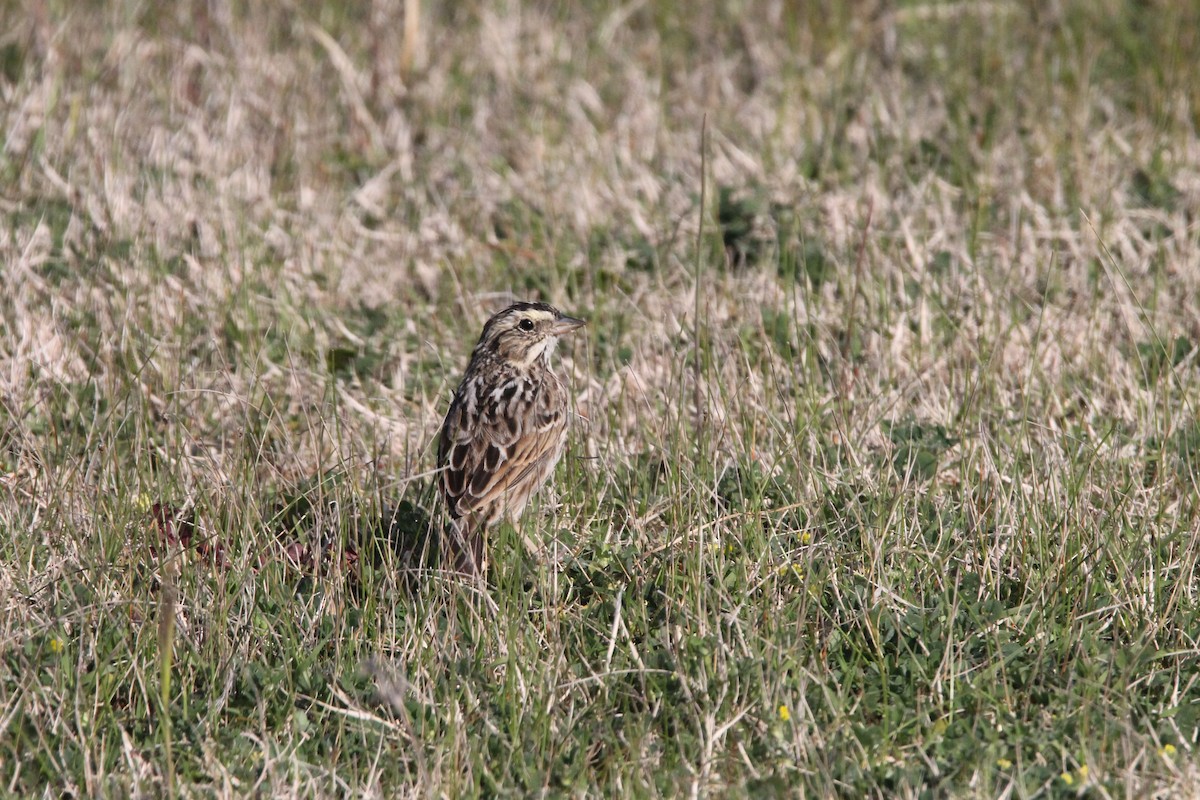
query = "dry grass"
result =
(2, 1, 1199, 797)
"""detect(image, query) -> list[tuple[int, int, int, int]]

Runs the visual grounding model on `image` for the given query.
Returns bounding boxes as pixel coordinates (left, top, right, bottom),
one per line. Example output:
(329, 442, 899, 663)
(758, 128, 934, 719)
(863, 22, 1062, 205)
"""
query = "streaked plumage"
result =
(437, 301, 585, 576)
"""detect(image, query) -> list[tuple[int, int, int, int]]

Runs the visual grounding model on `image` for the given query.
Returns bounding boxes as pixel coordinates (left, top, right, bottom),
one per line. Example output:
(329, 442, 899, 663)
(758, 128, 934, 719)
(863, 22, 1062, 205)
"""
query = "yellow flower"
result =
(800, 532, 812, 545)
(778, 704, 791, 722)
(1060, 772, 1073, 786)
(1160, 744, 1177, 757)
(49, 638, 63, 654)
(1077, 765, 1088, 779)
(996, 758, 1012, 769)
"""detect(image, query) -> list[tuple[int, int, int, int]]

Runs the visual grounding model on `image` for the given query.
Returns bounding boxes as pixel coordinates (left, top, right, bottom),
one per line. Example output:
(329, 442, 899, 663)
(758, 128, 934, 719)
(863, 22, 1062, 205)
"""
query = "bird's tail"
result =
(444, 516, 486, 578)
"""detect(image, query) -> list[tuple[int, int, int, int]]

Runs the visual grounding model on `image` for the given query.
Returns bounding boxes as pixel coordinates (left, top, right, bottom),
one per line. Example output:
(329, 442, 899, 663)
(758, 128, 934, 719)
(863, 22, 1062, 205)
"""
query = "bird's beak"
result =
(550, 315, 586, 336)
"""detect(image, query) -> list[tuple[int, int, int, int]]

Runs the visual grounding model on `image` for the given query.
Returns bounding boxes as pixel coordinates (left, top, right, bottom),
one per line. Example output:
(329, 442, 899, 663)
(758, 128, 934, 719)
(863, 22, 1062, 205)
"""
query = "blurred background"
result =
(2, 1, 1198, 796)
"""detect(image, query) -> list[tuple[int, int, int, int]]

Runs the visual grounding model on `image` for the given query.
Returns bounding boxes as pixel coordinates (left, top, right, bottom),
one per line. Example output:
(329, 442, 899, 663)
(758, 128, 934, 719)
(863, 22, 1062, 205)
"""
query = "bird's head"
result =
(475, 301, 586, 368)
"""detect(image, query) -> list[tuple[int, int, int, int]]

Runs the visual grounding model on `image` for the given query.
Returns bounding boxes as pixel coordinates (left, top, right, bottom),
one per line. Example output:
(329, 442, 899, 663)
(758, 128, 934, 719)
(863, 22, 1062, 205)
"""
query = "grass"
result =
(2, 0, 1199, 796)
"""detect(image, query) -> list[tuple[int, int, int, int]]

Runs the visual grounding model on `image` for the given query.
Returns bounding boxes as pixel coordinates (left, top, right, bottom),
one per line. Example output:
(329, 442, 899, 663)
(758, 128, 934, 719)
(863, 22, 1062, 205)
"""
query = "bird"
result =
(436, 301, 585, 577)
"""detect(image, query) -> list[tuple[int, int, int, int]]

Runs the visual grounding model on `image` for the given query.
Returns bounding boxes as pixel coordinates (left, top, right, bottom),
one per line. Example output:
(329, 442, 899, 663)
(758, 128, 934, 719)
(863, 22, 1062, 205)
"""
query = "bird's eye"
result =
(518, 318, 535, 332)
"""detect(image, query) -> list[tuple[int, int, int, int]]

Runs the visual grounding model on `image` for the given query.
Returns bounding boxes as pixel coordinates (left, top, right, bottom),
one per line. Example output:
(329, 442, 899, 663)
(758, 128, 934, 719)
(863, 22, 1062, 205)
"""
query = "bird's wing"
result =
(437, 377, 565, 524)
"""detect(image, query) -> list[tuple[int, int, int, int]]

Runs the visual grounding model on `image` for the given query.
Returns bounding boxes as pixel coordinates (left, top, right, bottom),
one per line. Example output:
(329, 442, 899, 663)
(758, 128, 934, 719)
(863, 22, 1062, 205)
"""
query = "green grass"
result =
(2, 1, 1199, 796)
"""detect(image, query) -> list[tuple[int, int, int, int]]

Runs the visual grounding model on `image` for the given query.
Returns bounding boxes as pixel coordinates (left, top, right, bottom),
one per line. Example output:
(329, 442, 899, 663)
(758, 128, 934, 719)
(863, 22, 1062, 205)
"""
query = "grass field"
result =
(3, 1, 1200, 796)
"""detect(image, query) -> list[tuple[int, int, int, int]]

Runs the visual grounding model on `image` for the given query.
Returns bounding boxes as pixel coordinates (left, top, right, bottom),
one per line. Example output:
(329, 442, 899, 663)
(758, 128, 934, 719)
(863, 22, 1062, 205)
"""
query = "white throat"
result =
(520, 336, 557, 368)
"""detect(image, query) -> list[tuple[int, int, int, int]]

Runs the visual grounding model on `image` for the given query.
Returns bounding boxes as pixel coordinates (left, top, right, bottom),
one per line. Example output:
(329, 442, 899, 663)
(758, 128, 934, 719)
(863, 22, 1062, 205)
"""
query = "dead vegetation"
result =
(2, 1, 1198, 796)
